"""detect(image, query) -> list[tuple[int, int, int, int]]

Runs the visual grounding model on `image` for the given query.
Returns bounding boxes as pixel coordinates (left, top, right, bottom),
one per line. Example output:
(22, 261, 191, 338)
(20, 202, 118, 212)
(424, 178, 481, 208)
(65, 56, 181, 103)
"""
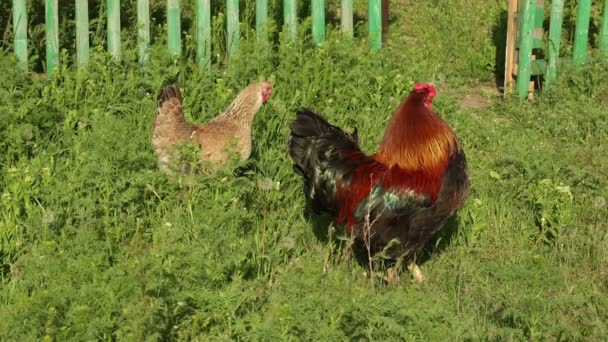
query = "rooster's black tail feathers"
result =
(288, 108, 360, 213)
(288, 109, 357, 176)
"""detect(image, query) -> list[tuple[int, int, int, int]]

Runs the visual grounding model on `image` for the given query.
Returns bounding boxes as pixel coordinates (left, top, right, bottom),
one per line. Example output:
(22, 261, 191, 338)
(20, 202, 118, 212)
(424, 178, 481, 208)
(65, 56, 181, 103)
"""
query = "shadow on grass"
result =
(493, 9, 507, 92)
(303, 203, 334, 244)
(418, 215, 461, 264)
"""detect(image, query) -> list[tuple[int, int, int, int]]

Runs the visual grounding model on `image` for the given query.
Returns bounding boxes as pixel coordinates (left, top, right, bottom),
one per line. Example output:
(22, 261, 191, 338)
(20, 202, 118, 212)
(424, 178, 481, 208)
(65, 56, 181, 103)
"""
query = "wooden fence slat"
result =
(599, 0, 608, 56)
(545, 0, 564, 88)
(137, 0, 150, 64)
(368, 0, 381, 50)
(503, 0, 517, 95)
(227, 0, 239, 57)
(76, 0, 89, 68)
(516, 0, 536, 99)
(107, 0, 121, 60)
(197, 0, 211, 68)
(284, 0, 297, 40)
(168, 0, 182, 57)
(312, 0, 325, 45)
(572, 0, 591, 65)
(12, 0, 28, 71)
(341, 0, 353, 37)
(381, 0, 389, 42)
(45, 0, 59, 75)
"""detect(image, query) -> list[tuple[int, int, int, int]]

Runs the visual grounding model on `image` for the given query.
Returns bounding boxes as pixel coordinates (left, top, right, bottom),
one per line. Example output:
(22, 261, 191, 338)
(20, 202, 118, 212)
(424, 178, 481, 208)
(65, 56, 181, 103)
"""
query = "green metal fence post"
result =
(227, 0, 239, 57)
(368, 0, 381, 50)
(284, 0, 297, 40)
(256, 0, 268, 41)
(256, 0, 269, 56)
(168, 0, 182, 57)
(600, 0, 608, 56)
(312, 0, 325, 45)
(12, 0, 28, 71)
(45, 0, 59, 76)
(341, 0, 353, 37)
(572, 0, 591, 65)
(197, 0, 211, 69)
(545, 0, 564, 89)
(516, 0, 535, 99)
(76, 0, 89, 68)
(137, 0, 150, 64)
(107, 0, 121, 60)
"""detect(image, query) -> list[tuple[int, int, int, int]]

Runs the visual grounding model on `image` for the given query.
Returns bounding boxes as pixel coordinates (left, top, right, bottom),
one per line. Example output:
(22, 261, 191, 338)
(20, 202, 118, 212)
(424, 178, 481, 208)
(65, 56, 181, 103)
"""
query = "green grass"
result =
(1, 1, 608, 340)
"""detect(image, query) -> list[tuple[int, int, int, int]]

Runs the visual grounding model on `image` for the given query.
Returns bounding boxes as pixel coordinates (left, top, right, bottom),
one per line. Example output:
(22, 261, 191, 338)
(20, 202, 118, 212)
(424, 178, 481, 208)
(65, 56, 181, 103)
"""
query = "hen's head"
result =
(411, 83, 436, 109)
(261, 81, 272, 103)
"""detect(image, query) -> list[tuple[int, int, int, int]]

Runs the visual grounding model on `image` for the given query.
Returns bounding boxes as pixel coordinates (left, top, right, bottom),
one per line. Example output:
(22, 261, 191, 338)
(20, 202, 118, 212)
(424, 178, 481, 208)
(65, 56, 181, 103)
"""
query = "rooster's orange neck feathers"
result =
(374, 87, 457, 175)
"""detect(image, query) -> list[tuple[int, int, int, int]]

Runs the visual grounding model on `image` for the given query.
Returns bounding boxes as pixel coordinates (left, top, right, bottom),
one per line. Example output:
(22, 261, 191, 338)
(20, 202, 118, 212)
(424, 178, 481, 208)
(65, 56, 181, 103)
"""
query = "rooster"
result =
(152, 81, 272, 172)
(288, 83, 469, 283)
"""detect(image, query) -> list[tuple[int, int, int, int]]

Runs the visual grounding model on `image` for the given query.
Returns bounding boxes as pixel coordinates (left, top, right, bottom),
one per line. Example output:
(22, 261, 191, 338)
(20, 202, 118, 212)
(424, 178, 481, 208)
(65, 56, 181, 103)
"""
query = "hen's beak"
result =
(261, 81, 272, 103)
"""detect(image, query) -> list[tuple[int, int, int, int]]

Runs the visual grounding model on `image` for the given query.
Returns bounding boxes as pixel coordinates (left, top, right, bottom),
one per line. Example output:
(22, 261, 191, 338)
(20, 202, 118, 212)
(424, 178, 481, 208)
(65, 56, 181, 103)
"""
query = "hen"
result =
(153, 81, 272, 172)
(288, 83, 469, 283)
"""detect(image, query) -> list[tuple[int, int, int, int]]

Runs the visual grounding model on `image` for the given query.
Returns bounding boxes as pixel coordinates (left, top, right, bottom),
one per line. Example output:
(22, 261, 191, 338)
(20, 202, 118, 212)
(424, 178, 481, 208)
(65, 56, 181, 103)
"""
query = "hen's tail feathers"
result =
(157, 84, 182, 109)
(152, 84, 191, 174)
(155, 85, 186, 124)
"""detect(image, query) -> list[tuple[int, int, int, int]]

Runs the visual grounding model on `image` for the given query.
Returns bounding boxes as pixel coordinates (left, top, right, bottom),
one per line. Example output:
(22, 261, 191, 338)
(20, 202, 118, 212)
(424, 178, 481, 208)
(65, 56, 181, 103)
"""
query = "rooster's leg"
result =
(385, 266, 400, 286)
(407, 262, 425, 284)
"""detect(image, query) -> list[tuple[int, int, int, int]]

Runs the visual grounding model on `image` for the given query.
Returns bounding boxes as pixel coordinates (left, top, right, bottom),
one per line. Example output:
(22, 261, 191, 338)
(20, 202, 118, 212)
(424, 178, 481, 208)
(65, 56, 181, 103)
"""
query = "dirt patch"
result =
(458, 82, 500, 110)
(460, 93, 492, 109)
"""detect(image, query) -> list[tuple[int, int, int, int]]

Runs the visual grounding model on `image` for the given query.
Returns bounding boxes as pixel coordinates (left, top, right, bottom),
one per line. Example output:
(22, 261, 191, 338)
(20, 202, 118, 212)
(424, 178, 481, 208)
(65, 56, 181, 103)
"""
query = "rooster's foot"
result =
(407, 262, 425, 284)
(384, 266, 400, 286)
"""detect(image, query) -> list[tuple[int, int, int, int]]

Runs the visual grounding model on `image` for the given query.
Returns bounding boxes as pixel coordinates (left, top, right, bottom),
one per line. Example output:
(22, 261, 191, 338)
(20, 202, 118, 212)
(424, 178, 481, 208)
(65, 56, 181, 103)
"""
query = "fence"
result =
(505, 0, 608, 99)
(10, 0, 388, 76)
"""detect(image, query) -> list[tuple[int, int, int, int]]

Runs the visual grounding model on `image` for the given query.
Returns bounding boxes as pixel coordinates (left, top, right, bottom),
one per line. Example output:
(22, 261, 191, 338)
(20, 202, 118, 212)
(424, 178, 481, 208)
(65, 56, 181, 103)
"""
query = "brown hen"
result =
(152, 81, 272, 172)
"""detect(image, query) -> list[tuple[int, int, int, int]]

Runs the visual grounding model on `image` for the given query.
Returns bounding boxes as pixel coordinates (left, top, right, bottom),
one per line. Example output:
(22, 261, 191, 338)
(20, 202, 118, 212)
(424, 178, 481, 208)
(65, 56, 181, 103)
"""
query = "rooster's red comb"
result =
(412, 83, 437, 98)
